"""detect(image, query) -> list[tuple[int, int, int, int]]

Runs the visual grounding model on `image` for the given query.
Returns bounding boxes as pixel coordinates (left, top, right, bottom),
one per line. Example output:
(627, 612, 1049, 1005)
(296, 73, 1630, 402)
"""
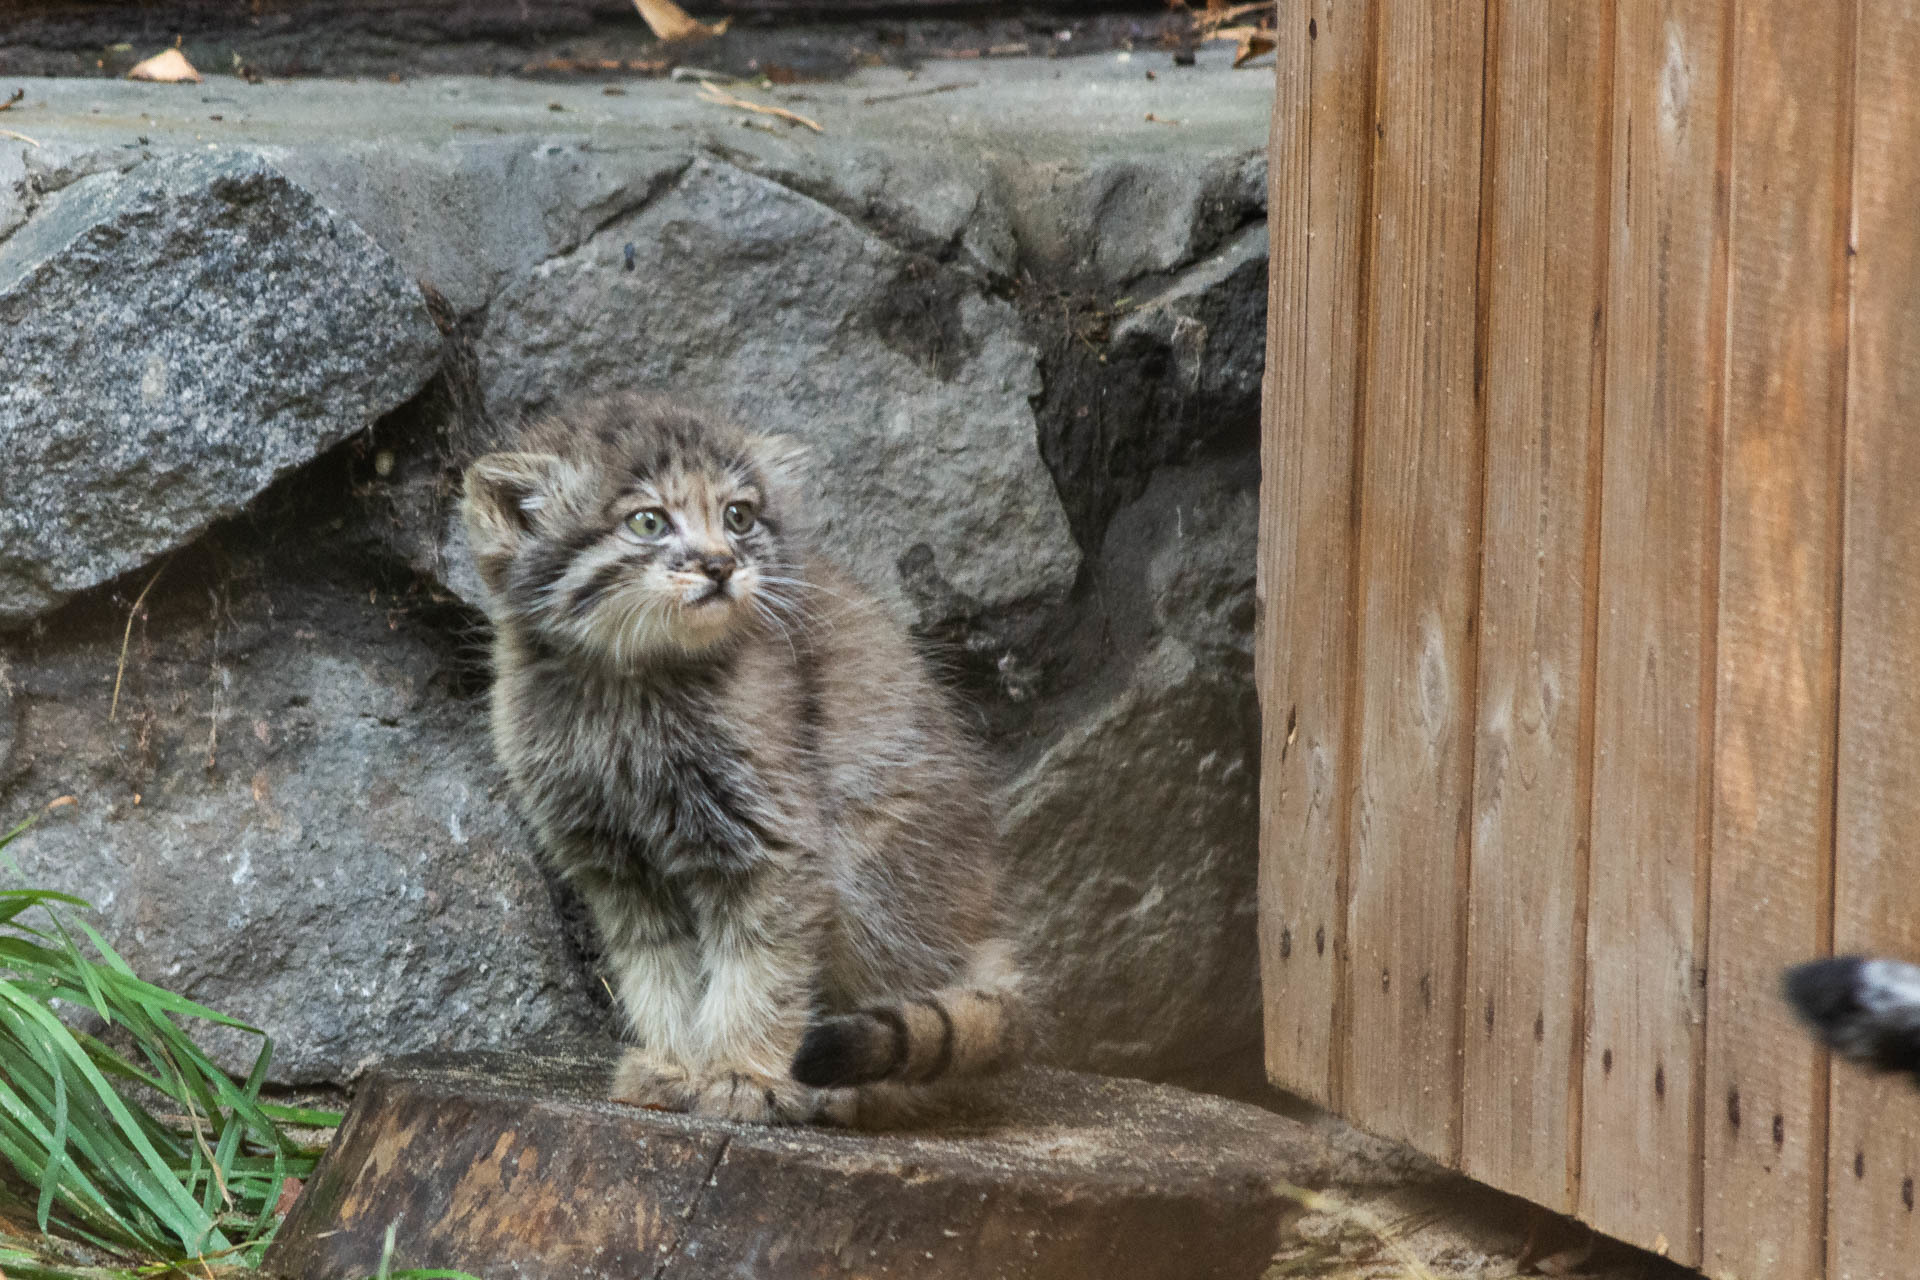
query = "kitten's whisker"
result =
(749, 595, 801, 661)
(756, 575, 858, 605)
(760, 597, 830, 645)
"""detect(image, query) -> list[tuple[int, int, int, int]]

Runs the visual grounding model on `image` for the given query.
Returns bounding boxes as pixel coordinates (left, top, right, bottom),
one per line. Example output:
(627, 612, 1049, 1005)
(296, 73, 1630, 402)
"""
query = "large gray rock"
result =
(1002, 639, 1261, 1083)
(1111, 220, 1269, 413)
(995, 149, 1267, 288)
(475, 156, 1080, 620)
(269, 139, 692, 316)
(0, 152, 441, 626)
(0, 570, 598, 1083)
(1002, 458, 1261, 1083)
(0, 62, 1270, 1095)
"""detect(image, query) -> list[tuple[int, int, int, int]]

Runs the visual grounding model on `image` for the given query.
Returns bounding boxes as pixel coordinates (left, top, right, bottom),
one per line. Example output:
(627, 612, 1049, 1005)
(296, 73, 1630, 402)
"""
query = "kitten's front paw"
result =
(609, 1050, 697, 1111)
(687, 1071, 829, 1125)
(611, 1052, 837, 1125)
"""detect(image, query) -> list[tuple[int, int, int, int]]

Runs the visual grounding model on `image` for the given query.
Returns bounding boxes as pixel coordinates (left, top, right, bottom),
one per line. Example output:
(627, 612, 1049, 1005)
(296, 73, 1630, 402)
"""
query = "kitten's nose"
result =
(700, 554, 736, 584)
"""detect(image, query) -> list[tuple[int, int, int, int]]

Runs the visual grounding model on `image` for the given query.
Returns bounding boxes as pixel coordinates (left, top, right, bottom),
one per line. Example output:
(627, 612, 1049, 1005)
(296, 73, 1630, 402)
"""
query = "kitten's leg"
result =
(674, 905, 834, 1124)
(604, 936, 709, 1111)
(590, 881, 718, 1112)
(603, 881, 836, 1124)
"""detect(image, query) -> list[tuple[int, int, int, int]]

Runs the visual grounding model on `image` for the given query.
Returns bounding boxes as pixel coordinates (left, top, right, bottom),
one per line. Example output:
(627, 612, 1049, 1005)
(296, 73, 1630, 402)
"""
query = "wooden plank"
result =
(1337, 0, 1486, 1160)
(1827, 4, 1920, 1275)
(1577, 0, 1731, 1263)
(1459, 0, 1612, 1214)
(1699, 1, 1853, 1275)
(1257, 0, 1376, 1107)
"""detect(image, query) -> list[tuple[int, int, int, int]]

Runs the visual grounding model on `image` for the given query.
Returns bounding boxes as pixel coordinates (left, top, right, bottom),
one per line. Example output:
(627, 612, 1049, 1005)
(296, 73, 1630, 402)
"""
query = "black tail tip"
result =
(1783, 955, 1868, 1039)
(791, 1016, 880, 1088)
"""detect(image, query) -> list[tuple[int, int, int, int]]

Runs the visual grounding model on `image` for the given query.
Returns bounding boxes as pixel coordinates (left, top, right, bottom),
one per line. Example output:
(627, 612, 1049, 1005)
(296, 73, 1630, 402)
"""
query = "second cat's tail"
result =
(1784, 955, 1920, 1086)
(790, 943, 1029, 1088)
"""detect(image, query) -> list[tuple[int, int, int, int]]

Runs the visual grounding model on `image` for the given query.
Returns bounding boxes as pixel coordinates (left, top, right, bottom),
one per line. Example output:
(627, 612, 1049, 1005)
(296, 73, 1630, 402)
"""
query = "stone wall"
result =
(0, 56, 1271, 1093)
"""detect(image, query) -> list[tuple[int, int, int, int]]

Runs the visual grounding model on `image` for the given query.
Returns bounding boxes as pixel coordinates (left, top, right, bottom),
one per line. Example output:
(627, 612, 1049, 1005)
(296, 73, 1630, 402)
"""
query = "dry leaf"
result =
(1231, 29, 1277, 67)
(273, 1177, 304, 1216)
(632, 0, 729, 44)
(127, 48, 202, 83)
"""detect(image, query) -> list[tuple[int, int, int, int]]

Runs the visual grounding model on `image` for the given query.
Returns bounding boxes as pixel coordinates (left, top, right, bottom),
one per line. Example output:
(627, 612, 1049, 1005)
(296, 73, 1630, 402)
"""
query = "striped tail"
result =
(790, 968, 1027, 1089)
(1784, 955, 1920, 1085)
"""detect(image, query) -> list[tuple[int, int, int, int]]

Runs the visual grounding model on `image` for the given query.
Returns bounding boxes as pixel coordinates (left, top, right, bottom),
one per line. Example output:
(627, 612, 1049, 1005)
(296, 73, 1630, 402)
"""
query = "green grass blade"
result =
(1, 823, 343, 1269)
(37, 1047, 70, 1232)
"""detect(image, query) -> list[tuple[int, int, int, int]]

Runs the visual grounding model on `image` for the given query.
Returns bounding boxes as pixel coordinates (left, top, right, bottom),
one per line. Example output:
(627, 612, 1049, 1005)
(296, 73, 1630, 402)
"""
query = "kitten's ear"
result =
(748, 434, 813, 491)
(460, 452, 565, 553)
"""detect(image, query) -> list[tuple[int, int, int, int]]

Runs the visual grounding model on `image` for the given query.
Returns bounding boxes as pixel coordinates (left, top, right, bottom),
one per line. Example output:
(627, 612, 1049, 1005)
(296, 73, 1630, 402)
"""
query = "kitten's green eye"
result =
(627, 508, 670, 538)
(724, 501, 756, 534)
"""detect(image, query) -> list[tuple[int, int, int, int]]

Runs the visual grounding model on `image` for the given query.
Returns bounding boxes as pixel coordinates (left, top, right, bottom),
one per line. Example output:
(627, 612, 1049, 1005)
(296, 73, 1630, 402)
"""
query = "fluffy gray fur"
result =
(460, 394, 1027, 1124)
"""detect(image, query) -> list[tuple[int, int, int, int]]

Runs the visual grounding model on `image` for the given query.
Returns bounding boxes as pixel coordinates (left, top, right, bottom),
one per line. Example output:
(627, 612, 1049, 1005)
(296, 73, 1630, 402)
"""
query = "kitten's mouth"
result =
(688, 585, 732, 608)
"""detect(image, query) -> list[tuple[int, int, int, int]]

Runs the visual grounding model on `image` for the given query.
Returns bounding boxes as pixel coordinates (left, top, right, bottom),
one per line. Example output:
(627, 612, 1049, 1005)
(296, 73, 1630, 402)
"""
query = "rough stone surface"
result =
(0, 59, 1271, 1093)
(477, 154, 1079, 620)
(1112, 219, 1270, 411)
(0, 152, 441, 625)
(0, 545, 599, 1083)
(1004, 639, 1261, 1080)
(270, 139, 691, 316)
(997, 454, 1260, 1082)
(269, 1049, 1316, 1280)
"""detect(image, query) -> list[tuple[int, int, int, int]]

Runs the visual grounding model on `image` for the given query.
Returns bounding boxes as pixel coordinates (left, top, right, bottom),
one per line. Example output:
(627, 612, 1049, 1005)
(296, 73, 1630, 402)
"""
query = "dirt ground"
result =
(0, 5, 1204, 82)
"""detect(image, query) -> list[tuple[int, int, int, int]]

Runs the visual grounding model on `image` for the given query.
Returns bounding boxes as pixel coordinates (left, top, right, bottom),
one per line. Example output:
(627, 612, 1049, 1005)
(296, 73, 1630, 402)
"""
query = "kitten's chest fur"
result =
(495, 636, 815, 884)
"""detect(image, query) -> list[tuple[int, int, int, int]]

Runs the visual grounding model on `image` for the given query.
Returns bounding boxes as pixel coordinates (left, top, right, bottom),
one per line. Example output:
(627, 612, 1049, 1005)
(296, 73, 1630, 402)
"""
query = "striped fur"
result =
(460, 394, 1028, 1125)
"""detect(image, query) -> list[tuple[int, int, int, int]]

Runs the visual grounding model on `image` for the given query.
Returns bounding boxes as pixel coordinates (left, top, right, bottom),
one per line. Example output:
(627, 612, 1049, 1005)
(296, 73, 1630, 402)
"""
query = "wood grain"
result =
(269, 1052, 1309, 1280)
(1826, 4, 1920, 1275)
(1256, 0, 1920, 1266)
(1460, 0, 1612, 1215)
(1576, 0, 1732, 1263)
(1337, 0, 1487, 1160)
(1258, 0, 1376, 1108)
(1698, 0, 1853, 1274)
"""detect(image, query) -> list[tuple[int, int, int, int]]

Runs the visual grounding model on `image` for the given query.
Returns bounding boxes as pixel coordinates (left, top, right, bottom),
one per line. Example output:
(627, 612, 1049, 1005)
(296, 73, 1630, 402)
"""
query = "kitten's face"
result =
(460, 404, 805, 667)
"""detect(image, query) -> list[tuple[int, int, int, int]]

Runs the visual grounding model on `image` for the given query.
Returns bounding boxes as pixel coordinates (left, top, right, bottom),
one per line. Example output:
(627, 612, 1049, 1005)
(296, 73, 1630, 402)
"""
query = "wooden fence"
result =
(1255, 0, 1920, 1275)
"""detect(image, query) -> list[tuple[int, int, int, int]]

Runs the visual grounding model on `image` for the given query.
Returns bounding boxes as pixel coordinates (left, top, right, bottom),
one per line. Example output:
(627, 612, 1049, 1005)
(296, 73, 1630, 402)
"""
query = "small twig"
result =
(860, 80, 976, 106)
(0, 88, 23, 111)
(0, 129, 39, 148)
(110, 556, 172, 722)
(696, 81, 823, 133)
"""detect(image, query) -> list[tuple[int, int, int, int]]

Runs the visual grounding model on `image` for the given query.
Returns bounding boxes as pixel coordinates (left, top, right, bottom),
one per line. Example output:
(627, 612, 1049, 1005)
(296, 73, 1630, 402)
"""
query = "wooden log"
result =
(268, 1050, 1320, 1280)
